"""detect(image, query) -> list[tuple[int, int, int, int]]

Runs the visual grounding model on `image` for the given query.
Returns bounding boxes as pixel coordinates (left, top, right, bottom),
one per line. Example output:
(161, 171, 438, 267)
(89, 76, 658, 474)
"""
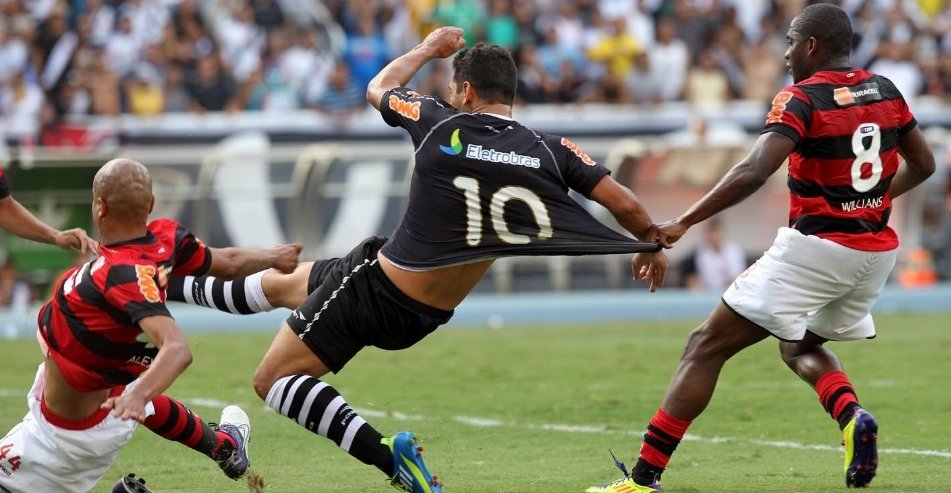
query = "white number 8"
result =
(850, 123, 883, 192)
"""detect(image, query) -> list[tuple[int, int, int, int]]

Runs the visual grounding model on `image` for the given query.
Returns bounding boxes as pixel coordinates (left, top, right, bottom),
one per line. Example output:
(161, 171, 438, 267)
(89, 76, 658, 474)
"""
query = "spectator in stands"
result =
(484, 0, 519, 50)
(84, 0, 115, 47)
(0, 71, 44, 122)
(252, 0, 285, 32)
(311, 59, 366, 118)
(283, 27, 333, 104)
(162, 65, 190, 112)
(0, 19, 29, 85)
(430, 0, 485, 46)
(215, 2, 266, 83)
(869, 39, 924, 106)
(125, 66, 165, 116)
(88, 49, 120, 116)
(626, 51, 660, 104)
(186, 53, 239, 113)
(679, 218, 747, 292)
(685, 45, 731, 109)
(588, 17, 642, 79)
(742, 36, 785, 102)
(648, 17, 688, 103)
(0, 260, 33, 310)
(343, 11, 390, 90)
(514, 44, 554, 104)
(104, 14, 140, 79)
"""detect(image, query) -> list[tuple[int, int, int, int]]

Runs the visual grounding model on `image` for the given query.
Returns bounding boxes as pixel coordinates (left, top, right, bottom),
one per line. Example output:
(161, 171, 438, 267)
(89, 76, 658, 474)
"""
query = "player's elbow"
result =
(178, 344, 194, 369)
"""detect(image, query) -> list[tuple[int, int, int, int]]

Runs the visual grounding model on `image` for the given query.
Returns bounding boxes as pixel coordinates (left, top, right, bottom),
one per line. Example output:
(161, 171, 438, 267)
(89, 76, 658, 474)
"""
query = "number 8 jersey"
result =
(763, 68, 917, 251)
(379, 87, 657, 270)
(37, 218, 212, 392)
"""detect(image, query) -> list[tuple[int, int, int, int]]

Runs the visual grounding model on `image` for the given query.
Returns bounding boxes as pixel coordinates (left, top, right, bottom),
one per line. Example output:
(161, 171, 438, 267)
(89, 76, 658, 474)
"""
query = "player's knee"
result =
(252, 364, 279, 401)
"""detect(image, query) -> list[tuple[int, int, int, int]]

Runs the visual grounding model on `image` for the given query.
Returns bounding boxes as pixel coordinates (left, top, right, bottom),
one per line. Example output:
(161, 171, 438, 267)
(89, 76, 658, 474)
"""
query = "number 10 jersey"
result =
(379, 87, 657, 271)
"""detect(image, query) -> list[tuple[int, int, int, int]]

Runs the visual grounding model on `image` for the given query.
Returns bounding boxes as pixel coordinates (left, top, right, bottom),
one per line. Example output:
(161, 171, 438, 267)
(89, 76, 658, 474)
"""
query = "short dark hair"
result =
(452, 42, 517, 105)
(792, 3, 853, 58)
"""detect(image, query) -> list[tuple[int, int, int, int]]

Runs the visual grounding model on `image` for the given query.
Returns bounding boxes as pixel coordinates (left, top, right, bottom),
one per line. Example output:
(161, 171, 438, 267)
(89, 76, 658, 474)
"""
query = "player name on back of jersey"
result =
(464, 144, 541, 168)
(840, 196, 883, 212)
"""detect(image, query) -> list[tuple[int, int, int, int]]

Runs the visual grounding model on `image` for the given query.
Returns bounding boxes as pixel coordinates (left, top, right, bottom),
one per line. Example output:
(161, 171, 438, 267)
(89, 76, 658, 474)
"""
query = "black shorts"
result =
(287, 236, 454, 373)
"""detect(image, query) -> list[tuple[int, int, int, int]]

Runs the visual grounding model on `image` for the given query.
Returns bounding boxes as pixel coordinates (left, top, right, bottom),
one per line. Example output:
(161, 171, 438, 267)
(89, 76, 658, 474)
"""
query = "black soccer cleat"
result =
(112, 473, 156, 493)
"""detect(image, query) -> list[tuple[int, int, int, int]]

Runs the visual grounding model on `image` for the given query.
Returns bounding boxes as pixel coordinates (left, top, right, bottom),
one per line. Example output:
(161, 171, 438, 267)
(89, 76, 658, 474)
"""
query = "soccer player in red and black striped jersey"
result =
(0, 163, 96, 253)
(588, 4, 935, 493)
(0, 159, 301, 493)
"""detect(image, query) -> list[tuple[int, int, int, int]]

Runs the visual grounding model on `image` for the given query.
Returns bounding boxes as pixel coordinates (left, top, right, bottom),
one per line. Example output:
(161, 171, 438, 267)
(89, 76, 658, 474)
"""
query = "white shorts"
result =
(0, 364, 154, 493)
(722, 227, 897, 342)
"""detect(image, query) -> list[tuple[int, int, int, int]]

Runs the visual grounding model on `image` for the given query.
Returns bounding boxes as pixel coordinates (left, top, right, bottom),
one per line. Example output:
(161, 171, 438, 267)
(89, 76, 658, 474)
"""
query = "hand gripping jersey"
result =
(37, 218, 212, 392)
(379, 87, 658, 270)
(762, 68, 916, 251)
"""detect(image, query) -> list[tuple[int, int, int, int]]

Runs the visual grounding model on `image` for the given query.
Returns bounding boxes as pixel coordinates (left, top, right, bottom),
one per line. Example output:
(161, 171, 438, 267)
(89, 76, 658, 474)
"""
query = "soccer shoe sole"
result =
(584, 477, 660, 493)
(844, 410, 878, 488)
(216, 405, 252, 480)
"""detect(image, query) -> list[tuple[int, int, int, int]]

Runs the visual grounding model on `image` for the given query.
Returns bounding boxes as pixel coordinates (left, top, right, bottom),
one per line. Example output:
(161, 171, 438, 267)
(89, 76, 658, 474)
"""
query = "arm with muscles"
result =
(206, 243, 302, 279)
(0, 196, 97, 252)
(891, 125, 936, 199)
(660, 132, 794, 244)
(366, 26, 466, 110)
(587, 175, 668, 291)
(100, 315, 192, 421)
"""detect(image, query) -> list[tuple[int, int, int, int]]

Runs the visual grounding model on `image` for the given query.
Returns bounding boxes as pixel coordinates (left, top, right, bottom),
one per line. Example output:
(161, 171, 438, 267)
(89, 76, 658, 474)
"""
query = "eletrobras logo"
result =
(440, 128, 541, 168)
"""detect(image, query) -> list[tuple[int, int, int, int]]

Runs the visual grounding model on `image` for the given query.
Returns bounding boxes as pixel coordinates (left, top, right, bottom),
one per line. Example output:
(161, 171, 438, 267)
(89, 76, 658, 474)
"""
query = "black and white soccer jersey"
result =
(378, 87, 657, 270)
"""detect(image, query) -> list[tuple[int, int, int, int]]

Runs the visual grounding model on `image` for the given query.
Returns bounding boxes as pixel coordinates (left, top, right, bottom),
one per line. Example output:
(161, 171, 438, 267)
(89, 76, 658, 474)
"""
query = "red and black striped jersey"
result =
(0, 164, 10, 199)
(37, 218, 212, 392)
(762, 68, 916, 251)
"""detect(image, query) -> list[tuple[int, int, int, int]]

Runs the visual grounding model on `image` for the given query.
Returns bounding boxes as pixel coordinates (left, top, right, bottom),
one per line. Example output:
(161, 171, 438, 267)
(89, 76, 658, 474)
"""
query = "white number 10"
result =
(452, 176, 553, 246)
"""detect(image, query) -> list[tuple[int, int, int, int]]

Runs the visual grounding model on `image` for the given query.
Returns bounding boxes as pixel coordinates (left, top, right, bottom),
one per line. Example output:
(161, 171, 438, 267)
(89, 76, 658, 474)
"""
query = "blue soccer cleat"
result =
(843, 409, 878, 488)
(383, 431, 443, 493)
(213, 405, 252, 480)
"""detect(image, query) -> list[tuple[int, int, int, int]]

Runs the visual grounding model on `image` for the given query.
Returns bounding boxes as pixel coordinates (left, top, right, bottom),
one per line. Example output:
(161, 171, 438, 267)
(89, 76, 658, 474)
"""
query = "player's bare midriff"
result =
(377, 251, 493, 311)
(42, 355, 112, 422)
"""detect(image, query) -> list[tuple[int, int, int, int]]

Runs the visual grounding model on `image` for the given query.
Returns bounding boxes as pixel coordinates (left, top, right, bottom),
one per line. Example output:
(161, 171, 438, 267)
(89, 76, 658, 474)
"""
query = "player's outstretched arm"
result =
(101, 315, 192, 422)
(663, 132, 794, 244)
(206, 243, 302, 279)
(587, 175, 660, 243)
(366, 26, 466, 110)
(0, 195, 98, 252)
(892, 125, 936, 199)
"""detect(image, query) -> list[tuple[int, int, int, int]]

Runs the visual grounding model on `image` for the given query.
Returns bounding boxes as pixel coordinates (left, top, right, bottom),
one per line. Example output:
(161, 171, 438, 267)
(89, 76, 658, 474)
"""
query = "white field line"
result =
(2, 389, 947, 459)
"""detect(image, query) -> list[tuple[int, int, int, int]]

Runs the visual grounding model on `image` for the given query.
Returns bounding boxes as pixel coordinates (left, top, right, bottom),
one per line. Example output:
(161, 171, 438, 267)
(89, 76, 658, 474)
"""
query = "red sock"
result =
(816, 370, 860, 425)
(639, 408, 692, 470)
(143, 395, 234, 458)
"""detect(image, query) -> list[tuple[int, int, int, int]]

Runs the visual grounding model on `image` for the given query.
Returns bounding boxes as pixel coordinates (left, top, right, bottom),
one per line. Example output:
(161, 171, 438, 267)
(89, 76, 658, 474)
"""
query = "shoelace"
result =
(609, 448, 630, 477)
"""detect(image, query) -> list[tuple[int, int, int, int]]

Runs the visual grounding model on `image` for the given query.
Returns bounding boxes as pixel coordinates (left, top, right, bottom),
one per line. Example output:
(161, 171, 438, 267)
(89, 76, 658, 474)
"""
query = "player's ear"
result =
(806, 36, 819, 56)
(95, 197, 107, 220)
(148, 195, 155, 214)
(463, 81, 475, 105)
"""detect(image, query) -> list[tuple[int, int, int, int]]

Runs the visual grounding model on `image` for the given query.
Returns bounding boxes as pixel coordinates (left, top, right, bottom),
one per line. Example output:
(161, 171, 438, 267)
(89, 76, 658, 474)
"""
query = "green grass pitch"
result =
(1, 313, 949, 492)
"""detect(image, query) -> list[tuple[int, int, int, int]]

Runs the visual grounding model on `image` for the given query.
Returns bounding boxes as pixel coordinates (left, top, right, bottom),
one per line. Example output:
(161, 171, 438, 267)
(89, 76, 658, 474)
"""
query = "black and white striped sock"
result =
(166, 271, 273, 314)
(265, 375, 392, 474)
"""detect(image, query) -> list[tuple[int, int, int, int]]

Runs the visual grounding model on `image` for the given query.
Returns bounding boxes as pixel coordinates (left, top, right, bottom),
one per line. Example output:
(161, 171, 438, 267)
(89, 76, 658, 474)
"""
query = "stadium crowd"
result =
(2, 0, 951, 123)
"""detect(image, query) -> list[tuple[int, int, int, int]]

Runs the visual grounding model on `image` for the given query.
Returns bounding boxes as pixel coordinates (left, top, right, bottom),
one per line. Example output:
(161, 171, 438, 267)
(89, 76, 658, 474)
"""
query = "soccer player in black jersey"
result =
(0, 163, 96, 253)
(170, 27, 670, 493)
(587, 4, 935, 492)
